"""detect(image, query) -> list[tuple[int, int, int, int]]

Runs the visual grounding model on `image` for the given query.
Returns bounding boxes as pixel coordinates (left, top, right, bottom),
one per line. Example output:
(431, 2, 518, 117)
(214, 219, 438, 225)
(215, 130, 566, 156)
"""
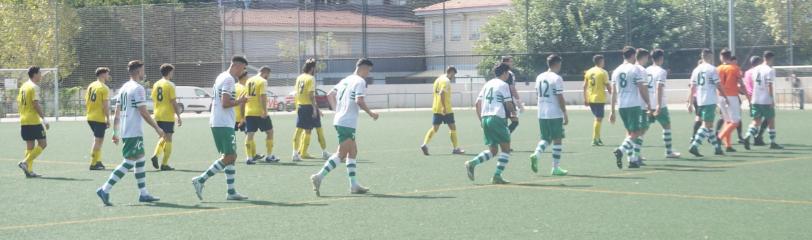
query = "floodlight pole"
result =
(728, 0, 735, 55)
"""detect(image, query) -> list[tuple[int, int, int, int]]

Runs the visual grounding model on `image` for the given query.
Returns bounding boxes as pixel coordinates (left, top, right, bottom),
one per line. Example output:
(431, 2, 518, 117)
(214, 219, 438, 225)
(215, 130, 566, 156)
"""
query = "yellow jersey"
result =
(584, 66, 610, 103)
(431, 74, 452, 114)
(294, 73, 315, 106)
(245, 75, 267, 117)
(235, 82, 247, 122)
(85, 80, 110, 123)
(151, 78, 177, 122)
(17, 81, 42, 125)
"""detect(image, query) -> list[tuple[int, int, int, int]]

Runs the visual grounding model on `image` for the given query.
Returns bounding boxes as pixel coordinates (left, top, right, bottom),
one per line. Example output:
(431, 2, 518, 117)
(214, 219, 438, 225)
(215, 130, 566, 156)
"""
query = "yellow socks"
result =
(316, 128, 327, 150)
(162, 141, 172, 166)
(153, 139, 165, 158)
(299, 132, 312, 156)
(292, 128, 303, 153)
(450, 130, 459, 148)
(26, 146, 44, 171)
(90, 148, 102, 165)
(245, 139, 256, 158)
(593, 120, 602, 140)
(266, 138, 274, 155)
(423, 128, 436, 145)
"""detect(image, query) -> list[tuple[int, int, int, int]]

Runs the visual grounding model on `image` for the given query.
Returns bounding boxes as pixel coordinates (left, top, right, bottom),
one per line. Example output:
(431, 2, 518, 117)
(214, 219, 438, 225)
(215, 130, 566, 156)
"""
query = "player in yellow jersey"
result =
(244, 67, 278, 164)
(149, 64, 182, 171)
(87, 67, 112, 170)
(583, 55, 612, 146)
(17, 66, 49, 178)
(235, 71, 250, 161)
(420, 66, 465, 155)
(291, 58, 331, 161)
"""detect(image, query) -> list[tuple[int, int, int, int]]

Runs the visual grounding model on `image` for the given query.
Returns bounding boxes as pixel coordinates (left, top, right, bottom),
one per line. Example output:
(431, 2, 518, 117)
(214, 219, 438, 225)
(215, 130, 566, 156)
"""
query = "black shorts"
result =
(157, 121, 175, 134)
(87, 121, 107, 138)
(245, 116, 273, 132)
(296, 105, 319, 129)
(21, 124, 46, 141)
(235, 122, 245, 132)
(432, 113, 456, 125)
(589, 103, 606, 118)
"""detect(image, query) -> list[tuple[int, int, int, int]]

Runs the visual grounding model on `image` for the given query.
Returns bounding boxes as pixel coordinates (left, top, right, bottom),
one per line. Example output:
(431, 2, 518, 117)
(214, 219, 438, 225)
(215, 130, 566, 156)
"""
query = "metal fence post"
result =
(800, 89, 805, 110)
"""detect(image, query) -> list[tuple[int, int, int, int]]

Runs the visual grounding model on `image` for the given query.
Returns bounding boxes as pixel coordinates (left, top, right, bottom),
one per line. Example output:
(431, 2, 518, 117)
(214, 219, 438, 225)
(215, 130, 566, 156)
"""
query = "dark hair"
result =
(651, 49, 665, 61)
(636, 48, 650, 60)
(701, 48, 713, 58)
(231, 56, 248, 65)
(763, 51, 775, 60)
(28, 66, 40, 78)
(547, 54, 562, 68)
(749, 56, 763, 66)
(501, 56, 513, 63)
(592, 54, 604, 65)
(730, 56, 737, 62)
(302, 58, 317, 73)
(494, 63, 511, 77)
(622, 46, 636, 59)
(95, 67, 110, 77)
(720, 48, 733, 60)
(259, 66, 271, 74)
(446, 66, 457, 74)
(159, 64, 174, 77)
(356, 58, 374, 67)
(127, 60, 144, 74)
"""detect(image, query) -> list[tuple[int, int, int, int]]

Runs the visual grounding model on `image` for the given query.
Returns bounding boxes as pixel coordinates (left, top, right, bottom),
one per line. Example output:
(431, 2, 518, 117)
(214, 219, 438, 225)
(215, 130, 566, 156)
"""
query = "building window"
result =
(450, 20, 462, 41)
(432, 20, 443, 42)
(468, 19, 482, 40)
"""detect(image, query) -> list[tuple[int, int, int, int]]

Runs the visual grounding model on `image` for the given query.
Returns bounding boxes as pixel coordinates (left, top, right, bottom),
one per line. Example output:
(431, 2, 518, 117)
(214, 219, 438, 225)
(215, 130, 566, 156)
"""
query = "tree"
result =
(756, 0, 812, 65)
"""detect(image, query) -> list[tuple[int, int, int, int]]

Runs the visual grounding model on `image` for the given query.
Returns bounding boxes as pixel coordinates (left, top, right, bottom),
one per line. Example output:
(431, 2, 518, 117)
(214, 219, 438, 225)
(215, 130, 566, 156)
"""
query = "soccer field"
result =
(1, 109, 810, 239)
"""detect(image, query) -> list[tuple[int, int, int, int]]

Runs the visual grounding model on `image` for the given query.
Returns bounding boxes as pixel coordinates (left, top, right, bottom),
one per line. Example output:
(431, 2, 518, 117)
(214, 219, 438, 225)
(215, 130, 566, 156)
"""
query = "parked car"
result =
(266, 90, 285, 112)
(283, 88, 331, 112)
(175, 86, 213, 114)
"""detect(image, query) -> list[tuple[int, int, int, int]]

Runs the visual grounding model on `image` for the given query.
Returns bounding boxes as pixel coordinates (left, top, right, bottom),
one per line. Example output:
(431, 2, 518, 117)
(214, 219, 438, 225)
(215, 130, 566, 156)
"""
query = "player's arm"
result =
(31, 86, 49, 129)
(169, 87, 182, 126)
(355, 96, 378, 120)
(509, 83, 523, 111)
(112, 100, 121, 144)
(637, 81, 651, 111)
(655, 83, 664, 115)
(582, 74, 590, 106)
(308, 83, 318, 118)
(687, 84, 696, 113)
(609, 81, 617, 124)
(438, 84, 448, 114)
(103, 89, 111, 127)
(327, 88, 337, 111)
(557, 92, 568, 125)
(136, 89, 164, 138)
(475, 99, 482, 123)
(259, 81, 268, 117)
(604, 74, 613, 95)
(221, 91, 245, 108)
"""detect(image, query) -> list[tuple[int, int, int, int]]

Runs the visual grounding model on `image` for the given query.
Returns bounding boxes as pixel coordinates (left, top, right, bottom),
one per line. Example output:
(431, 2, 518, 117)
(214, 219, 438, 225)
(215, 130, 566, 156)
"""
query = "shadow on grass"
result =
(318, 193, 455, 200)
(150, 169, 203, 173)
(566, 174, 646, 180)
(651, 164, 731, 169)
(135, 202, 219, 210)
(511, 183, 593, 188)
(37, 176, 92, 181)
(679, 158, 747, 162)
(247, 162, 321, 167)
(206, 200, 327, 207)
(645, 167, 726, 173)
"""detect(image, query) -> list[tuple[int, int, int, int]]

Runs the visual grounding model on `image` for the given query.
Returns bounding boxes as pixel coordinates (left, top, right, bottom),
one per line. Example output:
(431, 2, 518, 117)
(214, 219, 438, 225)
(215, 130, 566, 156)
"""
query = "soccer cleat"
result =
(743, 138, 751, 150)
(192, 177, 205, 200)
(322, 151, 331, 160)
(452, 148, 465, 155)
(628, 161, 641, 169)
(770, 143, 784, 150)
(491, 175, 510, 184)
(265, 155, 280, 163)
(310, 174, 323, 197)
(350, 185, 370, 194)
(753, 137, 767, 146)
(725, 147, 737, 153)
(300, 153, 314, 159)
(245, 158, 257, 165)
(689, 146, 703, 157)
(597, 139, 605, 146)
(138, 194, 161, 203)
(227, 193, 248, 201)
(253, 154, 266, 161)
(714, 148, 725, 156)
(420, 145, 429, 156)
(529, 154, 539, 173)
(17, 162, 29, 177)
(592, 139, 600, 146)
(89, 162, 106, 171)
(738, 138, 746, 144)
(464, 161, 476, 181)
(96, 188, 112, 206)
(665, 152, 681, 159)
(292, 153, 302, 162)
(613, 149, 623, 169)
(551, 167, 568, 176)
(160, 165, 175, 171)
(150, 156, 160, 169)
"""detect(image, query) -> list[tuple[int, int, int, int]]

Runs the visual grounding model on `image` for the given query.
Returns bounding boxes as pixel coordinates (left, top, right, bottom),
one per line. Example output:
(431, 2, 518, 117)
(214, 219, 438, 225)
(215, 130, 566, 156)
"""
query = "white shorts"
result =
(717, 96, 741, 123)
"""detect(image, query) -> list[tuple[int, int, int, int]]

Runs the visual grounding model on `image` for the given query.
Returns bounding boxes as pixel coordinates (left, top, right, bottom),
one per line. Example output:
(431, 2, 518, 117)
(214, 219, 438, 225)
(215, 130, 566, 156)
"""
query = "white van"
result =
(176, 86, 212, 114)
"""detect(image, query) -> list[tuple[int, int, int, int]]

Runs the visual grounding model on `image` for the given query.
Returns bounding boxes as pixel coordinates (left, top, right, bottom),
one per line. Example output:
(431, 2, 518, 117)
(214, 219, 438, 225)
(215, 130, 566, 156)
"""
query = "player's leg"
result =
(492, 142, 511, 184)
(292, 127, 303, 161)
(448, 117, 464, 154)
(345, 137, 368, 194)
(551, 138, 567, 176)
(465, 118, 498, 181)
(132, 151, 159, 202)
(754, 117, 769, 146)
(263, 118, 278, 162)
(96, 154, 136, 206)
(151, 138, 166, 169)
(88, 122, 107, 170)
(19, 138, 36, 177)
(159, 133, 174, 170)
(628, 131, 643, 168)
(244, 131, 258, 164)
(421, 114, 442, 155)
(766, 107, 782, 149)
(26, 133, 47, 176)
(297, 106, 314, 159)
(299, 129, 313, 159)
(591, 104, 605, 146)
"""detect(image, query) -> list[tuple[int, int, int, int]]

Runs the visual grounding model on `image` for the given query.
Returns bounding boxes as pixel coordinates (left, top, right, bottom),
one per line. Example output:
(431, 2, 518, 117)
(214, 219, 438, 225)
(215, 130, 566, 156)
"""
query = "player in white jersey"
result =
(310, 59, 379, 196)
(609, 46, 652, 169)
(464, 63, 516, 184)
(646, 49, 681, 158)
(742, 51, 782, 150)
(687, 49, 725, 157)
(633, 49, 653, 164)
(96, 60, 165, 206)
(192, 56, 250, 201)
(529, 54, 569, 176)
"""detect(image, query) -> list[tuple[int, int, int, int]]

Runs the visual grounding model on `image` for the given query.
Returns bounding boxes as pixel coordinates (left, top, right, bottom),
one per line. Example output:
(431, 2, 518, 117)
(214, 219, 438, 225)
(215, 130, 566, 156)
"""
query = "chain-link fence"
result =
(0, 0, 809, 119)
